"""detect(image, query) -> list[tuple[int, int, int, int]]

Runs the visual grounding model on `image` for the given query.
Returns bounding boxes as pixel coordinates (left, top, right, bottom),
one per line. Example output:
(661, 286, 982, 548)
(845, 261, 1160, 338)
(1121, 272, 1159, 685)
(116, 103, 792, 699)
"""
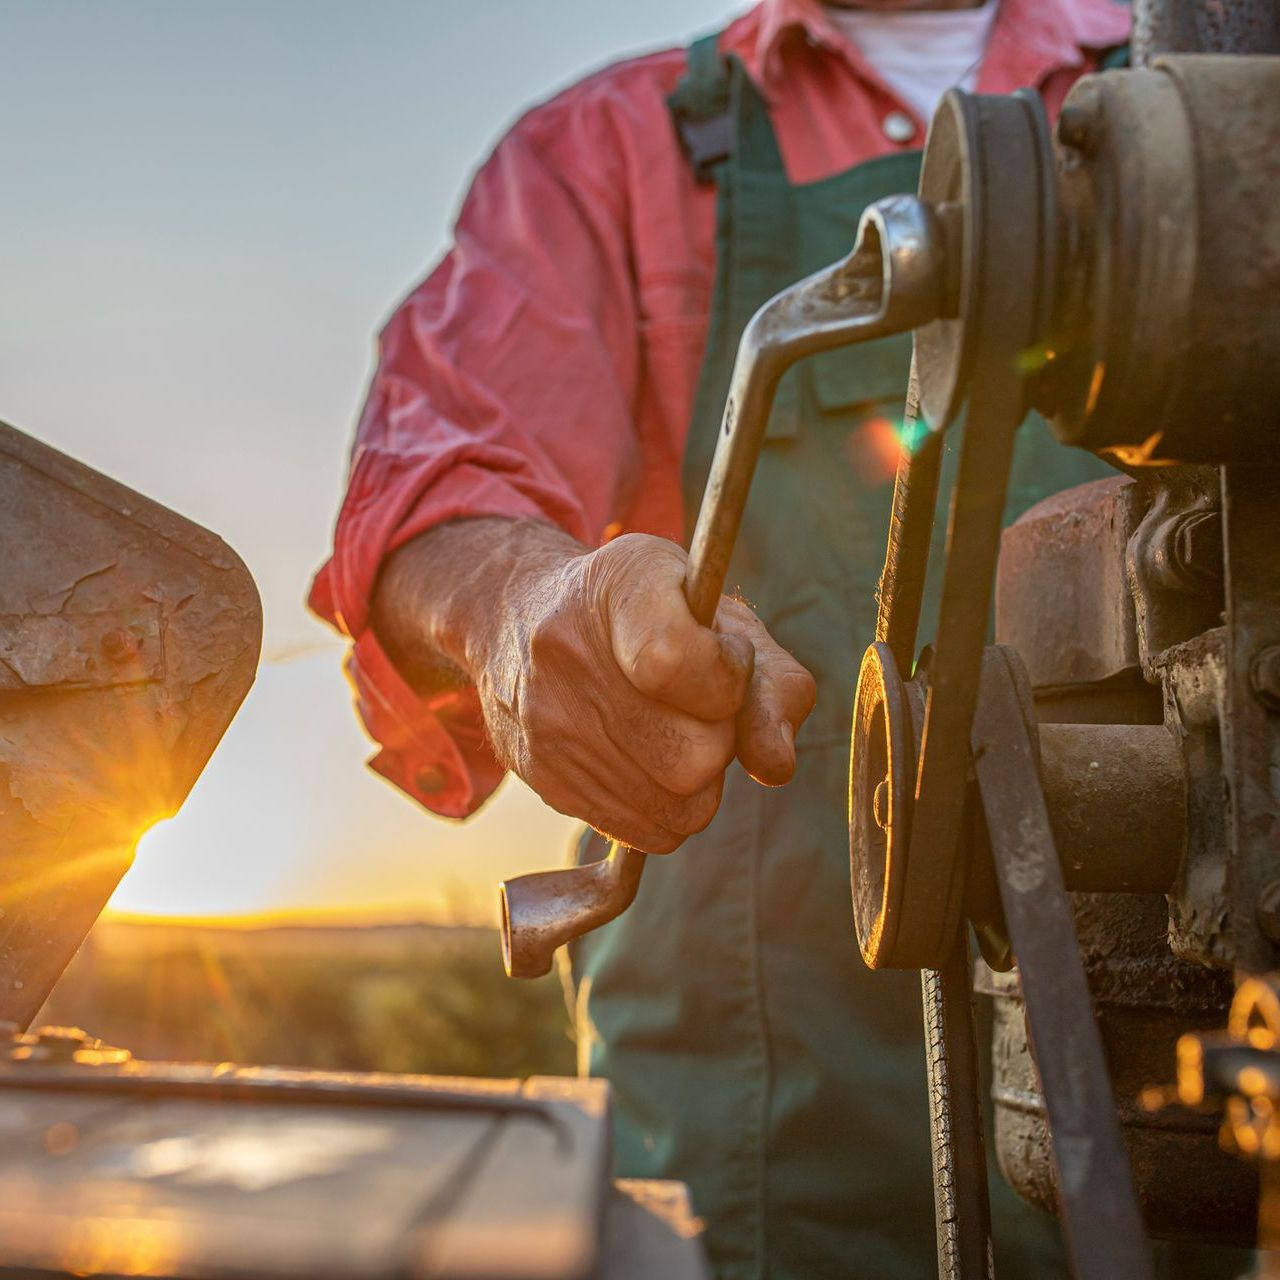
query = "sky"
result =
(0, 0, 742, 923)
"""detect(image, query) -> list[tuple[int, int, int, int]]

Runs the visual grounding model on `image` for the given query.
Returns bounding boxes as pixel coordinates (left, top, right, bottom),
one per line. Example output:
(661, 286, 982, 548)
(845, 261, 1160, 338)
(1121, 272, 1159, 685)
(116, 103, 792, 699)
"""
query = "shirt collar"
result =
(754, 0, 1131, 92)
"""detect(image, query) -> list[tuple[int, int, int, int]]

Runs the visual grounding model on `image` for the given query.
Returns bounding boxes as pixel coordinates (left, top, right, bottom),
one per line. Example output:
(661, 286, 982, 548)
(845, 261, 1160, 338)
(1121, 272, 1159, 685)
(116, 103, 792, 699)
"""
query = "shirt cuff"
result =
(345, 630, 506, 818)
(313, 447, 583, 818)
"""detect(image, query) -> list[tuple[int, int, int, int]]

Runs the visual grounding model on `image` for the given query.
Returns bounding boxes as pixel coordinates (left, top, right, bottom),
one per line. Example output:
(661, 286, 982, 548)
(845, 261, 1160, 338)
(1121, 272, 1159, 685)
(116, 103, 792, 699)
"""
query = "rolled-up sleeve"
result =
(309, 90, 642, 818)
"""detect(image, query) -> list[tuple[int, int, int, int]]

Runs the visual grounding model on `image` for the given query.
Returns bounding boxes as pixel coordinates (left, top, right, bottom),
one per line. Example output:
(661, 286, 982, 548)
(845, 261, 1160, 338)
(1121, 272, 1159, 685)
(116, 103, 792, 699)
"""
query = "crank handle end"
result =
(500, 843, 647, 978)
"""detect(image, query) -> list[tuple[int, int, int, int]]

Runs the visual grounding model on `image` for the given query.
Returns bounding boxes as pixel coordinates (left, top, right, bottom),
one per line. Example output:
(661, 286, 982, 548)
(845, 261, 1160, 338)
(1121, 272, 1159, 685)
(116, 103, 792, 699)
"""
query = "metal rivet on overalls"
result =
(881, 111, 917, 144)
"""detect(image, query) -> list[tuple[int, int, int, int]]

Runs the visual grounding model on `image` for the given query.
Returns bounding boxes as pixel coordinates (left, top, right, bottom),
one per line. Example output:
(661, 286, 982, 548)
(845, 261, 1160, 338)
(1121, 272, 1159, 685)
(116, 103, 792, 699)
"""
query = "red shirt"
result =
(308, 0, 1130, 819)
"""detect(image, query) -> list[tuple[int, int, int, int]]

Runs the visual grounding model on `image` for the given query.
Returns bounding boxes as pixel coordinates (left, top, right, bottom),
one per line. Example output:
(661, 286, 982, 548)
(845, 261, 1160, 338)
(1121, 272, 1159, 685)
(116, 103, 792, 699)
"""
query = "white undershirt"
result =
(824, 1, 1000, 123)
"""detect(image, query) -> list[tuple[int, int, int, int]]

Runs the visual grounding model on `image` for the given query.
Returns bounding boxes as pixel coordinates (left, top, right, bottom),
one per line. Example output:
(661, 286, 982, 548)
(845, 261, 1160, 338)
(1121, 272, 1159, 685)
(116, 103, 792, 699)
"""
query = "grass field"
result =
(38, 918, 576, 1078)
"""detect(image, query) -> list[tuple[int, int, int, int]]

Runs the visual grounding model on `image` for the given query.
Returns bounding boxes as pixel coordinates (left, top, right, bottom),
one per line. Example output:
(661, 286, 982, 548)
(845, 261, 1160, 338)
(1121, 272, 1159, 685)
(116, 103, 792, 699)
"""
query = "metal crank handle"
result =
(500, 194, 949, 978)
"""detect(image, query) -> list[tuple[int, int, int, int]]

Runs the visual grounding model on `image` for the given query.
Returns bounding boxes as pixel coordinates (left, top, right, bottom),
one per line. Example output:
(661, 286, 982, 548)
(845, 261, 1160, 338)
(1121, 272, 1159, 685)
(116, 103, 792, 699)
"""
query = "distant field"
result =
(38, 918, 576, 1079)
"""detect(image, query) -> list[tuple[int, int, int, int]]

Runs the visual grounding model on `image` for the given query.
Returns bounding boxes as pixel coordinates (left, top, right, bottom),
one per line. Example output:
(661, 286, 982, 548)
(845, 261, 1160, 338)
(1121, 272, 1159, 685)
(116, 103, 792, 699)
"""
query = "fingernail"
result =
(778, 721, 795, 761)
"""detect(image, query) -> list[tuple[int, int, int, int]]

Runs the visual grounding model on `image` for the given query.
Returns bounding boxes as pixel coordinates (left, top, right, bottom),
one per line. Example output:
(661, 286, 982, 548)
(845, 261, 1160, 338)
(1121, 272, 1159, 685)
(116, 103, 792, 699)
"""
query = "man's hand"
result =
(373, 519, 816, 853)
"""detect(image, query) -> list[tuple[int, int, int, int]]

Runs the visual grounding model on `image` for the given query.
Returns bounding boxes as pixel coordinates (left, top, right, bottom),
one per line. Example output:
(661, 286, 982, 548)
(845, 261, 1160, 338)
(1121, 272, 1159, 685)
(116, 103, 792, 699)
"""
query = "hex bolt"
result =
(1250, 647, 1280, 712)
(1258, 880, 1280, 945)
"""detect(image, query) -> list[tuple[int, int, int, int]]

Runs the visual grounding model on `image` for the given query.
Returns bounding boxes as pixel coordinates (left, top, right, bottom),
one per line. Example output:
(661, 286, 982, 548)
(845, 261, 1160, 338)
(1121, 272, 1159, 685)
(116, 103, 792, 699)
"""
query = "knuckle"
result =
(593, 533, 678, 601)
(658, 784, 721, 836)
(682, 785, 723, 835)
(627, 704, 688, 776)
(753, 661, 817, 720)
(526, 609, 571, 668)
(672, 728, 734, 797)
(602, 531, 659, 562)
(521, 698, 564, 755)
(583, 808, 617, 842)
(714, 595, 756, 630)
(642, 828, 683, 855)
(788, 668, 819, 717)
(628, 629, 685, 694)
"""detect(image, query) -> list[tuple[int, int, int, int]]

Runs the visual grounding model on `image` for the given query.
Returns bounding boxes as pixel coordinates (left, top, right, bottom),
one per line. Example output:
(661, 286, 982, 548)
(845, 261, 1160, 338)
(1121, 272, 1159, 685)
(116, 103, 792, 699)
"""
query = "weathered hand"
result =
(473, 531, 816, 853)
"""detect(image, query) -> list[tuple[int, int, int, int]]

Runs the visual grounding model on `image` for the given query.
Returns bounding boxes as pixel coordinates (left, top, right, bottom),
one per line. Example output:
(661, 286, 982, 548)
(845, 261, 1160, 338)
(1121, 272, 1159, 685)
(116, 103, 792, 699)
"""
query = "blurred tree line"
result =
(40, 921, 575, 1078)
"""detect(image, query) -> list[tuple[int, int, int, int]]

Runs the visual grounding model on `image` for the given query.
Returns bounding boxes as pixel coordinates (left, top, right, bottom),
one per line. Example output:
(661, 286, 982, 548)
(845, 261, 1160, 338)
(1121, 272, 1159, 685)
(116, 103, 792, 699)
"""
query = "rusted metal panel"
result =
(0, 607, 162, 690)
(0, 420, 262, 1027)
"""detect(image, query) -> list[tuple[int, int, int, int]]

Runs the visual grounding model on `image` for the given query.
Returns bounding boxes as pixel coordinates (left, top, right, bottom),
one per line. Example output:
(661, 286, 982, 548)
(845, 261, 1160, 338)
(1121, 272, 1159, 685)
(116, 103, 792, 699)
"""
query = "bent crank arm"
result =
(500, 194, 949, 978)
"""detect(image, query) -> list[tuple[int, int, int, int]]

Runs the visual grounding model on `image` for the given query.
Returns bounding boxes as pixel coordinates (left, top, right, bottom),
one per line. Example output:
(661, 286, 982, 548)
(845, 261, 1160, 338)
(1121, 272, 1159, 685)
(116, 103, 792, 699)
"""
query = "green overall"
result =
(568, 38, 1111, 1280)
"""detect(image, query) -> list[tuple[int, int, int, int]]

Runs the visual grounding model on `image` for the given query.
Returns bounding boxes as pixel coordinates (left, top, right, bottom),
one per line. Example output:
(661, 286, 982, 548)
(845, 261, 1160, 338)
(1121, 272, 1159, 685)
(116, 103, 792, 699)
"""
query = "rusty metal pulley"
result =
(850, 86, 1056, 975)
(849, 641, 921, 970)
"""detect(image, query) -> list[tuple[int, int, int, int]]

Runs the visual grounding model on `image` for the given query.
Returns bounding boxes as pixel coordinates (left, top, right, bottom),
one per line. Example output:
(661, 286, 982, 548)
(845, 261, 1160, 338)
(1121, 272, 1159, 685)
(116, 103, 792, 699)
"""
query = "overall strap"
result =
(667, 33, 787, 183)
(666, 34, 732, 181)
(669, 29, 802, 536)
(1098, 41, 1131, 70)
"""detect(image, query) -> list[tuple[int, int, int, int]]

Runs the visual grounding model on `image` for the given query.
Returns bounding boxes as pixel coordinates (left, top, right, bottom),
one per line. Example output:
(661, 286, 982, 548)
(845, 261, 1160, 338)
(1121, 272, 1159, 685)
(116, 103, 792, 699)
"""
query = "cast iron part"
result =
(1045, 56, 1280, 464)
(499, 194, 949, 978)
(986, 465, 1276, 1246)
(0, 421, 261, 1026)
(980, 912, 1256, 1247)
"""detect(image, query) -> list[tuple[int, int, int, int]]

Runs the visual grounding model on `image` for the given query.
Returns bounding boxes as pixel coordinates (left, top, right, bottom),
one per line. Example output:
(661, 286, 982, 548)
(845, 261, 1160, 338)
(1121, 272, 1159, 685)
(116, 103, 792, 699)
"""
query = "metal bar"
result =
(972, 649, 1153, 1280)
(687, 196, 946, 617)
